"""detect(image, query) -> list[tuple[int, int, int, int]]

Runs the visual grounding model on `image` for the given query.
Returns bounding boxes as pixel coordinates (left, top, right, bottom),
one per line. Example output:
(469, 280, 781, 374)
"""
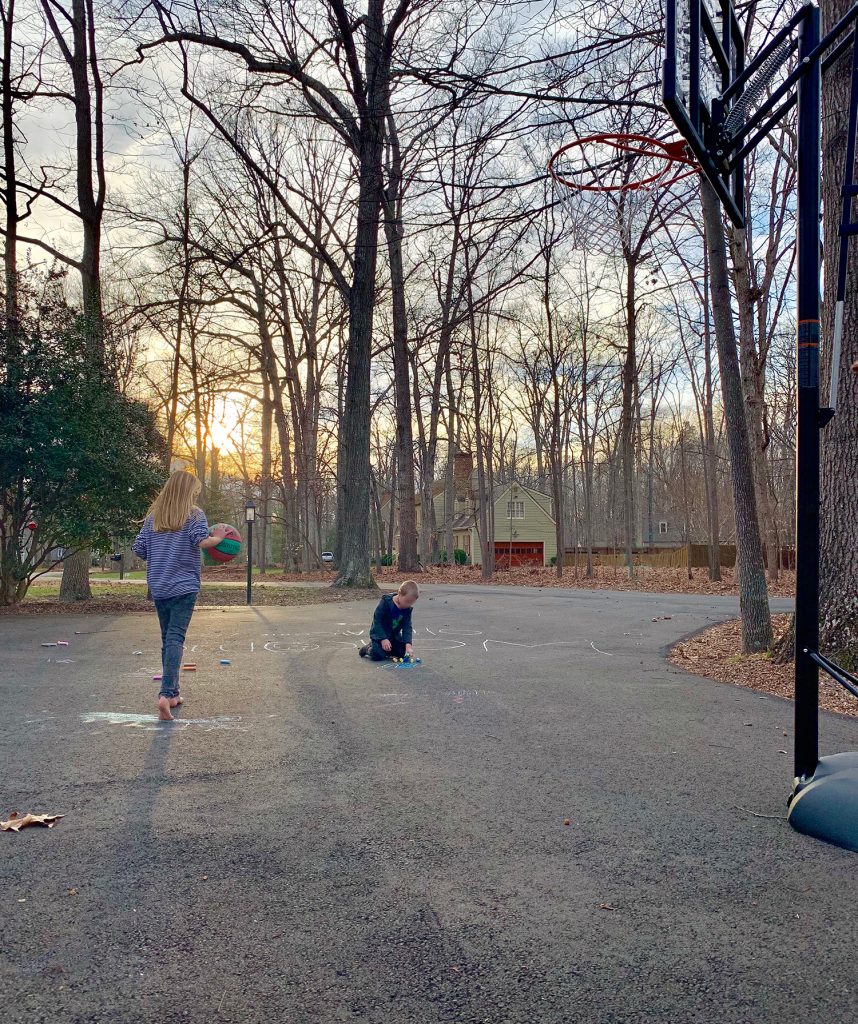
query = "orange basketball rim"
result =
(548, 133, 698, 193)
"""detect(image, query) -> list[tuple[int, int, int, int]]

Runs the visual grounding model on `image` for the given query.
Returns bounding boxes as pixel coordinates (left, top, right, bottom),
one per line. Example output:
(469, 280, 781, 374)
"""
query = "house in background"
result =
(389, 452, 558, 568)
(453, 479, 558, 567)
(411, 451, 475, 549)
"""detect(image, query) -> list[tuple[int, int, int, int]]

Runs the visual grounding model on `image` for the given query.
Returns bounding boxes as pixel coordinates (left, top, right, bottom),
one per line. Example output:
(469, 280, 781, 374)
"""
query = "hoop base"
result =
(788, 751, 858, 852)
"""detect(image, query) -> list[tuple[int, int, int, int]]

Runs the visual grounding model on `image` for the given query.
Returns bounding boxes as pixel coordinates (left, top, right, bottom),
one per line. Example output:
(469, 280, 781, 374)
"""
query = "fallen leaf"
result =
(2, 811, 64, 832)
(68, 888, 77, 896)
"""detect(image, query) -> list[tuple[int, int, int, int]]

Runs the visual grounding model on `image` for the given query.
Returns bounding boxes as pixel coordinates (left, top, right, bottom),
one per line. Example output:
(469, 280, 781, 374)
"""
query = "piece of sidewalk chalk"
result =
(153, 674, 162, 681)
(220, 659, 231, 665)
(57, 641, 69, 647)
(182, 664, 197, 671)
(133, 651, 142, 656)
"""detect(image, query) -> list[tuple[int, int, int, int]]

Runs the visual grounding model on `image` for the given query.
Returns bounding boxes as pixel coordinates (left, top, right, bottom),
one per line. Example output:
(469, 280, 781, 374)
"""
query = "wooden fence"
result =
(564, 543, 794, 570)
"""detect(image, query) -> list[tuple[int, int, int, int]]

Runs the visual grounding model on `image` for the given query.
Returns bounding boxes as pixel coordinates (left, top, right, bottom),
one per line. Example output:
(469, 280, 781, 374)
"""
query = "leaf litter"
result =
(669, 615, 857, 718)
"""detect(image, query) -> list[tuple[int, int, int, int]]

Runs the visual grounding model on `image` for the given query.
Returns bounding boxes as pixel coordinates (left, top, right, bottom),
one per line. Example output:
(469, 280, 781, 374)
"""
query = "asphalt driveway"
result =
(2, 585, 855, 1024)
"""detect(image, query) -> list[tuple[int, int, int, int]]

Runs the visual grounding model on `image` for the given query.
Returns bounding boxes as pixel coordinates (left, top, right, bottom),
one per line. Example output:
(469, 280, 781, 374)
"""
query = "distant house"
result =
(453, 480, 558, 567)
(385, 453, 558, 567)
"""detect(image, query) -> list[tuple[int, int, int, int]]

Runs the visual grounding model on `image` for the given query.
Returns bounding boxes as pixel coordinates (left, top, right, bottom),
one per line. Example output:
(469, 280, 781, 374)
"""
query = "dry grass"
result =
(0, 586, 378, 616)
(669, 615, 858, 718)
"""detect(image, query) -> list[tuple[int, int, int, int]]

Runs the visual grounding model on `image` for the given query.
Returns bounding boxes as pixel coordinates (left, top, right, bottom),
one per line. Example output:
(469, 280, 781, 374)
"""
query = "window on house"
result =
(659, 520, 668, 536)
(506, 500, 525, 519)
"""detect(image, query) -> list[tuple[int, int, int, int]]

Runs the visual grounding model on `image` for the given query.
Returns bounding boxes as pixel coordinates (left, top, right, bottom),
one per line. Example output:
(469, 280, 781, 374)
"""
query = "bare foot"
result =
(157, 696, 174, 721)
(169, 696, 184, 708)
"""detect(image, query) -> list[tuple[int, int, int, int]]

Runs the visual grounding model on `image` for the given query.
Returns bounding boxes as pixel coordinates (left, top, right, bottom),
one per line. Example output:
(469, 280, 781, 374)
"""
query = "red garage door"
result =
(494, 541, 544, 568)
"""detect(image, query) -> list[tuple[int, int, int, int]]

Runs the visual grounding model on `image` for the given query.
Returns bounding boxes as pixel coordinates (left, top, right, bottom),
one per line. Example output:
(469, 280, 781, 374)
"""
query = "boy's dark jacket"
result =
(370, 594, 413, 644)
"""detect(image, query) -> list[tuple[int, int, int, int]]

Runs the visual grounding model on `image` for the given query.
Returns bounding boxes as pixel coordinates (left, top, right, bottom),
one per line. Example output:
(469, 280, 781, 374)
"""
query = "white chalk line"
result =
(482, 639, 610, 655)
(79, 711, 248, 732)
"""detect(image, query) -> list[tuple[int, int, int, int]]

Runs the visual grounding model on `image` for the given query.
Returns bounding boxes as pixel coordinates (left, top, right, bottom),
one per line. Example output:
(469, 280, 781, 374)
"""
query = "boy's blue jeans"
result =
(154, 592, 197, 698)
(369, 638, 406, 661)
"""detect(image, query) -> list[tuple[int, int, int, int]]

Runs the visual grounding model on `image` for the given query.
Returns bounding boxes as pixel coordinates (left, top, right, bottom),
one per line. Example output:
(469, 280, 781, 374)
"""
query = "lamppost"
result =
(244, 500, 256, 606)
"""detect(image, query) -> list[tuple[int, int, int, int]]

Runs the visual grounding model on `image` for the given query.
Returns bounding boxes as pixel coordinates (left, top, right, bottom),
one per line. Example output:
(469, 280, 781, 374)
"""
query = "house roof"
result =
(414, 481, 447, 506)
(451, 512, 476, 530)
(493, 481, 555, 522)
(387, 478, 554, 523)
(450, 481, 555, 528)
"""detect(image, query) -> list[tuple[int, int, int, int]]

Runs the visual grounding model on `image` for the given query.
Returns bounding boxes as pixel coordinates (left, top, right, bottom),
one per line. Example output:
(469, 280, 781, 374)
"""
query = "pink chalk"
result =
(153, 674, 162, 681)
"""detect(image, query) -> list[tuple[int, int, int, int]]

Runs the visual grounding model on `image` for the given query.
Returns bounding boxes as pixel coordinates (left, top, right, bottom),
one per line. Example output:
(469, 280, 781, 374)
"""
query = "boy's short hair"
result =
(398, 580, 419, 598)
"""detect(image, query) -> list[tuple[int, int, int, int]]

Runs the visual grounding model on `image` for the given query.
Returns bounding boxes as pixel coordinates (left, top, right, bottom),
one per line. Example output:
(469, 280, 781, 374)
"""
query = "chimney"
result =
(453, 451, 474, 499)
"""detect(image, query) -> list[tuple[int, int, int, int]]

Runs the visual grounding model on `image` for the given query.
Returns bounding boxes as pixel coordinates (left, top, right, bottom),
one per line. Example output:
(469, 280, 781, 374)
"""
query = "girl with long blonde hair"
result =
(133, 470, 226, 720)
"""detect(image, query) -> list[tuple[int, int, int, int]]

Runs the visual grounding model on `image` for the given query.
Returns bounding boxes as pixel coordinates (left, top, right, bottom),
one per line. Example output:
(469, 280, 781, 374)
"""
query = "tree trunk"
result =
(59, 548, 92, 602)
(47, 0, 105, 603)
(254, 278, 298, 573)
(334, 10, 386, 589)
(701, 180, 772, 651)
(729, 224, 781, 582)
(620, 252, 637, 578)
(258, 376, 272, 575)
(417, 216, 461, 563)
(2, 0, 19, 340)
(678, 421, 693, 580)
(443, 371, 456, 564)
(164, 147, 194, 472)
(467, 278, 493, 579)
(702, 263, 722, 581)
(386, 459, 397, 560)
(819, 0, 858, 661)
(381, 144, 419, 572)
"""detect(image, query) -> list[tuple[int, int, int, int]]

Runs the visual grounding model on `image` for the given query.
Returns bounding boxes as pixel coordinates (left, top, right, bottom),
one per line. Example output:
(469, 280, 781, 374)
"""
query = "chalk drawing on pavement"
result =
(80, 711, 248, 732)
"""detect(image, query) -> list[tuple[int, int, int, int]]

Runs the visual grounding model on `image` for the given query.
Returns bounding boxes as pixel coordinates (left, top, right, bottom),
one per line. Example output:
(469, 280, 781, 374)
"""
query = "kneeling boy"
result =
(359, 580, 419, 661)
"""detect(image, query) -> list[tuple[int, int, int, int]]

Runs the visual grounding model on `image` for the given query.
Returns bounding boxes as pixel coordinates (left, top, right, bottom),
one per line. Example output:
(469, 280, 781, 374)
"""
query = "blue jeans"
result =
(369, 638, 406, 661)
(154, 592, 197, 698)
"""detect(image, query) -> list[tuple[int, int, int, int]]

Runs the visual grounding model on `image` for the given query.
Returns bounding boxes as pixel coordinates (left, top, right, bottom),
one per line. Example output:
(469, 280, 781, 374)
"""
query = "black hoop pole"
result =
(793, 5, 822, 782)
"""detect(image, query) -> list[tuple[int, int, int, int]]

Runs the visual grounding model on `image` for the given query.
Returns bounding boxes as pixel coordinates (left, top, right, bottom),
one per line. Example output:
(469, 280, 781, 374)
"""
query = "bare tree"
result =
(701, 179, 772, 652)
(819, 0, 858, 659)
(141, 0, 433, 587)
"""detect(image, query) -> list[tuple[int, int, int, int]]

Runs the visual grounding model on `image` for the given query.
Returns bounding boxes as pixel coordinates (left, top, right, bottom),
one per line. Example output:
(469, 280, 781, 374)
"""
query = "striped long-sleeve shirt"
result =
(132, 508, 209, 601)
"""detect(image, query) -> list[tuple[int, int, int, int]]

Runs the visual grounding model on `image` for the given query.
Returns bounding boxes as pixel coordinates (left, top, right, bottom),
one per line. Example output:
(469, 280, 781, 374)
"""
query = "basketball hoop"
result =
(547, 133, 697, 193)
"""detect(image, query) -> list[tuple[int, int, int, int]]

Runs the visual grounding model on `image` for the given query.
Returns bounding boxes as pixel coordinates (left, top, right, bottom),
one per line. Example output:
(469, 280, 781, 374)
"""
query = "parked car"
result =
(321, 551, 334, 563)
